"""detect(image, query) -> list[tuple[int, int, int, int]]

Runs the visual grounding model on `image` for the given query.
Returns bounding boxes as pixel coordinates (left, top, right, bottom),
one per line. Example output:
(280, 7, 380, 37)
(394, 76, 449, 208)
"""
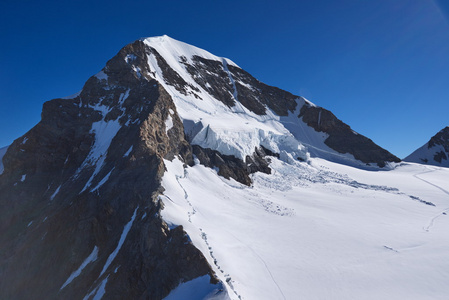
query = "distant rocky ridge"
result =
(405, 126, 449, 167)
(0, 35, 400, 299)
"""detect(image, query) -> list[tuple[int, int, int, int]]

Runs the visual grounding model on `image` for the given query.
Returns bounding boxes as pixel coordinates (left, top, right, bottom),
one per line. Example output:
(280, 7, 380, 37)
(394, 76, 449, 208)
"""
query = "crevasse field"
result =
(161, 157, 449, 300)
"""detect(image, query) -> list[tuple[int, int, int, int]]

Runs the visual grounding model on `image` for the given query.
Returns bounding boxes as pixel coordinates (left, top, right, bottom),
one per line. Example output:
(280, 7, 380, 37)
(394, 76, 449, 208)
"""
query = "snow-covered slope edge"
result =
(161, 156, 449, 300)
(405, 126, 449, 167)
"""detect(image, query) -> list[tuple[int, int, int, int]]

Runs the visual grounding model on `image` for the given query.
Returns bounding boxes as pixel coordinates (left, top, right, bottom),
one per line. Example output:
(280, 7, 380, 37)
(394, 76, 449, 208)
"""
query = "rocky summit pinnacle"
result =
(404, 126, 449, 167)
(0, 36, 401, 300)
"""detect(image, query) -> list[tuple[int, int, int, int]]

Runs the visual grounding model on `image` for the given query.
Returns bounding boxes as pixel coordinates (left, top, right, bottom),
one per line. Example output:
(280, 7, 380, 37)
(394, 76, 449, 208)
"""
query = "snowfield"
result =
(161, 157, 449, 300)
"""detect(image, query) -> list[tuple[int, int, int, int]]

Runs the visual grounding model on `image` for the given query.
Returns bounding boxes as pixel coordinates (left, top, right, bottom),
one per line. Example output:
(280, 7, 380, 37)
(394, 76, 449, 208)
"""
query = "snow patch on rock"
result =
(50, 185, 61, 201)
(61, 246, 99, 290)
(165, 114, 173, 134)
(99, 207, 138, 277)
(79, 118, 121, 193)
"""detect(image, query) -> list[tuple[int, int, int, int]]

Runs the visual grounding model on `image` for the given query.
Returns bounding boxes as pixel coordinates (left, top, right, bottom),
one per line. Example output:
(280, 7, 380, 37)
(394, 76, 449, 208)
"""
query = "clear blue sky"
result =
(1, 0, 448, 158)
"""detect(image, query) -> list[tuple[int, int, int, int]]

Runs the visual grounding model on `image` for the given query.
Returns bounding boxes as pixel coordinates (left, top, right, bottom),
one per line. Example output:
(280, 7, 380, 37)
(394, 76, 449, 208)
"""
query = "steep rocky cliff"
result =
(0, 40, 221, 300)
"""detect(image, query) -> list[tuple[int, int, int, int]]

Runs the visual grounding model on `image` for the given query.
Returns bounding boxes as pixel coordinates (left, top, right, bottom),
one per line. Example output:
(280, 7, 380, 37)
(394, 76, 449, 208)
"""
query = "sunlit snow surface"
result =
(161, 157, 449, 300)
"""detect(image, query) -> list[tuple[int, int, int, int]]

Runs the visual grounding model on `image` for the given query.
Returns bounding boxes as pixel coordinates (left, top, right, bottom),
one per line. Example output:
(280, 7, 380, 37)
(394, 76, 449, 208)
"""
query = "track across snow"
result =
(413, 167, 449, 232)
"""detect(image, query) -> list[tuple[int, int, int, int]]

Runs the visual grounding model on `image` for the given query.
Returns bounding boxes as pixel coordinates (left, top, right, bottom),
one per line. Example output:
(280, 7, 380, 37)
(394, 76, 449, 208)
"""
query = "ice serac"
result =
(0, 39, 218, 300)
(0, 35, 400, 299)
(404, 126, 449, 167)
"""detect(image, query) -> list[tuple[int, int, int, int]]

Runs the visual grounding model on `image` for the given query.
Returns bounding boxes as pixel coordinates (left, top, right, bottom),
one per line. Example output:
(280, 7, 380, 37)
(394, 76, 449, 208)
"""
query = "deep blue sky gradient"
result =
(1, 0, 449, 158)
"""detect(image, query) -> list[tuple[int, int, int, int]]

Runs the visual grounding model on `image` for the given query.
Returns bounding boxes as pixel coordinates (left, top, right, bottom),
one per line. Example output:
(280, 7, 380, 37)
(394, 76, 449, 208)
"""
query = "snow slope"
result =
(161, 157, 449, 300)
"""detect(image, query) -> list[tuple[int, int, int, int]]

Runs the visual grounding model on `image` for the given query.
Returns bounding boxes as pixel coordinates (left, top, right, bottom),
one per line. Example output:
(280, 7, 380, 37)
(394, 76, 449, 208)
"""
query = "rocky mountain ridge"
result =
(0, 35, 401, 299)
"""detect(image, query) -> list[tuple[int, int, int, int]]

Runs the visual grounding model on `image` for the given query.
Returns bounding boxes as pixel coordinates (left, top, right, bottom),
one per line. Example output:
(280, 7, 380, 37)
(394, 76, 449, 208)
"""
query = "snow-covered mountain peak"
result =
(79, 36, 400, 169)
(4, 35, 449, 300)
(142, 35, 238, 68)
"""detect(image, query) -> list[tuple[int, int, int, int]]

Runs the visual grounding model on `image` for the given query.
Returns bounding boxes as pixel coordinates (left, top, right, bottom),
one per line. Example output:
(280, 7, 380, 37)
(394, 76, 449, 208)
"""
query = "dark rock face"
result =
(149, 47, 201, 100)
(182, 55, 235, 107)
(227, 65, 298, 116)
(0, 40, 215, 300)
(192, 145, 274, 186)
(299, 103, 401, 167)
(428, 127, 449, 150)
(428, 127, 449, 163)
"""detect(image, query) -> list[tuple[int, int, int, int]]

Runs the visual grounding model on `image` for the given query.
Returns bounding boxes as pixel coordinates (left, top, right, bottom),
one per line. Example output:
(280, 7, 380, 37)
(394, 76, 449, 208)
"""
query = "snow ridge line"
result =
(174, 168, 242, 300)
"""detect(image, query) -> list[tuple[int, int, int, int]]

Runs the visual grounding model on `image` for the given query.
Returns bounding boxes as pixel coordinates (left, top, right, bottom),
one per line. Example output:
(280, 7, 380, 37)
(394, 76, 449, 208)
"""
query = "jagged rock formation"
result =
(0, 35, 400, 299)
(0, 40, 219, 300)
(404, 126, 449, 167)
(193, 145, 275, 186)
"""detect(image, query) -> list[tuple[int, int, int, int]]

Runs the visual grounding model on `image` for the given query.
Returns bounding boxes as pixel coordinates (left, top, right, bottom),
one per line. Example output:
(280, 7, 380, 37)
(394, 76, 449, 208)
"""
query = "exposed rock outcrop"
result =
(193, 145, 275, 186)
(0, 40, 217, 300)
(298, 103, 400, 167)
(405, 126, 449, 167)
